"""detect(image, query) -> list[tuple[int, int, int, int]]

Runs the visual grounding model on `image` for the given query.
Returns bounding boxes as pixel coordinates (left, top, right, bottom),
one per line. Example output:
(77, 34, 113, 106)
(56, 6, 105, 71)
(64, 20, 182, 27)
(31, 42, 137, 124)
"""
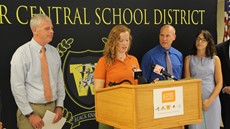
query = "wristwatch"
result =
(25, 111, 34, 118)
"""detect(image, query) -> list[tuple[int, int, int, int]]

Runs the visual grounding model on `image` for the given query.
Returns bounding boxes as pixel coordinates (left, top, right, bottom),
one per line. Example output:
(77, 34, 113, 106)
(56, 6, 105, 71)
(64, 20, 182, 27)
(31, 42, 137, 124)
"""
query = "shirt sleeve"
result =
(10, 48, 33, 115)
(55, 53, 65, 107)
(94, 57, 107, 80)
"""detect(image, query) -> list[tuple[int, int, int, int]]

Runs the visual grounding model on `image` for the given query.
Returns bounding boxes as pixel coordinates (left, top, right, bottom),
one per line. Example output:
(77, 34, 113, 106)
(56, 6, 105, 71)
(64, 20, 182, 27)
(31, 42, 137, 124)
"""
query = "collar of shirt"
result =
(30, 38, 48, 53)
(158, 44, 172, 53)
(115, 53, 132, 61)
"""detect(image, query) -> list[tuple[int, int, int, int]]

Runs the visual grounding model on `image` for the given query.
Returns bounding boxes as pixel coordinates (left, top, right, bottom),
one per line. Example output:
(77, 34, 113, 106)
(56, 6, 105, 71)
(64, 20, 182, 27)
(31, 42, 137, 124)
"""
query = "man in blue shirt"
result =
(141, 24, 183, 82)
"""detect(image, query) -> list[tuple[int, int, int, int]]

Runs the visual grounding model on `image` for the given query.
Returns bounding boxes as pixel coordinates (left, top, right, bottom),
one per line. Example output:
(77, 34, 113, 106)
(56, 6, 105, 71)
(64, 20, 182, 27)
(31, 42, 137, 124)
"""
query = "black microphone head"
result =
(134, 71, 142, 79)
(132, 68, 147, 84)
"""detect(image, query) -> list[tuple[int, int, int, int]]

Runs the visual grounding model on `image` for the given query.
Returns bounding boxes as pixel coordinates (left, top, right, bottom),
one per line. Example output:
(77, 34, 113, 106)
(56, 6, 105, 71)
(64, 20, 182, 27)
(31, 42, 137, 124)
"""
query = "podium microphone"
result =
(152, 64, 178, 81)
(133, 68, 148, 84)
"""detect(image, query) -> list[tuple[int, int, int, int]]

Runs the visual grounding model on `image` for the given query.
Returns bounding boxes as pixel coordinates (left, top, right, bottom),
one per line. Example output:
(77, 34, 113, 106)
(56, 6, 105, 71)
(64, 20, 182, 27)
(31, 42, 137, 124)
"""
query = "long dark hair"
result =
(190, 30, 216, 58)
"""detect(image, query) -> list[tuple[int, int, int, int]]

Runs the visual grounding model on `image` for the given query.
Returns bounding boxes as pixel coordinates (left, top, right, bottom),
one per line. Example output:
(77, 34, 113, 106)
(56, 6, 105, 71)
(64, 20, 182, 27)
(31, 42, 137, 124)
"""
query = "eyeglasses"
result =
(196, 37, 207, 43)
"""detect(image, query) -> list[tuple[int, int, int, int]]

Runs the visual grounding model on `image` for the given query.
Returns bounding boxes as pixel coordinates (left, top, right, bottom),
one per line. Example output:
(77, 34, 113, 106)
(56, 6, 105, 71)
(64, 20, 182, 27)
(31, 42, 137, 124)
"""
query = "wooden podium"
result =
(95, 78, 202, 129)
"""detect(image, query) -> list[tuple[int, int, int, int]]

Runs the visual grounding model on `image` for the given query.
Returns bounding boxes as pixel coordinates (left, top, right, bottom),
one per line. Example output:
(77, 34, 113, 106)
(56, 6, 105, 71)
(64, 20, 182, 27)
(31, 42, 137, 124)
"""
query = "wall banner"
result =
(0, 0, 216, 128)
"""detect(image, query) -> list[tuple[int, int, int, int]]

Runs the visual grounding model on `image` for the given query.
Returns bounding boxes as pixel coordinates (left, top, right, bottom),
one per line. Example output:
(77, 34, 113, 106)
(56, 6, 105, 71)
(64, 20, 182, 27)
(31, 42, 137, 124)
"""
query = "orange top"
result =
(94, 54, 140, 88)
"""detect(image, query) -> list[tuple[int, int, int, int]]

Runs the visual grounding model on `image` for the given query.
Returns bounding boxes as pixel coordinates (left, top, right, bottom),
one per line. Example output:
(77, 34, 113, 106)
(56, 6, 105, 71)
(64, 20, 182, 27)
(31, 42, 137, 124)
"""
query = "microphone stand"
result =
(137, 76, 148, 84)
(162, 74, 178, 81)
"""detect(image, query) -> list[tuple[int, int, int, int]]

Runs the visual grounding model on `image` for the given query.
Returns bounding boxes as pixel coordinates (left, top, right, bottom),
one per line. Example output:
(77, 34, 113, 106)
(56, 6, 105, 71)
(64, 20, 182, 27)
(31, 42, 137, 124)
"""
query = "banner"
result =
(0, 0, 216, 128)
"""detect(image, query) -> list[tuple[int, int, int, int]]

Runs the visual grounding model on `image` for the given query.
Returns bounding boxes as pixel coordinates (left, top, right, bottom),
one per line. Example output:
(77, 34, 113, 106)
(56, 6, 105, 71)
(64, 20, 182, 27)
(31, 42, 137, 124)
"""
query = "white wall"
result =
(217, 0, 225, 43)
(217, 2, 224, 127)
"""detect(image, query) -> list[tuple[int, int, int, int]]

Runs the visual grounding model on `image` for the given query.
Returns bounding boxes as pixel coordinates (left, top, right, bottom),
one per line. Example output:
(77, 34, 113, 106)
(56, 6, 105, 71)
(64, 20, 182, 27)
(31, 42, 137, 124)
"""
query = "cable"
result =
(109, 79, 133, 86)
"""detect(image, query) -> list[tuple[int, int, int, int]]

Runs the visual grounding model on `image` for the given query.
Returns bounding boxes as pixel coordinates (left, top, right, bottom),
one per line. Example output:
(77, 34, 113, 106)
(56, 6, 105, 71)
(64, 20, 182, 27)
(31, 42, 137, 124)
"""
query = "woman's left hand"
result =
(203, 99, 210, 111)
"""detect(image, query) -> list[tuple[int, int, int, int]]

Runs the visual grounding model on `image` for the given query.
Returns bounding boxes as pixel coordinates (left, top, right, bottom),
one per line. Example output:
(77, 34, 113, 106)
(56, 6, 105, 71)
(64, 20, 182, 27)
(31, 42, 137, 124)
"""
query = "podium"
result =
(95, 78, 202, 129)
(95, 79, 202, 129)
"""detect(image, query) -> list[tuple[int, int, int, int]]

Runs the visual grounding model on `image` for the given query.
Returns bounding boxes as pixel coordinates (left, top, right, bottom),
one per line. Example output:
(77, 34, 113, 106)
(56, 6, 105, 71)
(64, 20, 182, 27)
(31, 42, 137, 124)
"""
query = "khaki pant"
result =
(98, 123, 114, 129)
(17, 102, 55, 129)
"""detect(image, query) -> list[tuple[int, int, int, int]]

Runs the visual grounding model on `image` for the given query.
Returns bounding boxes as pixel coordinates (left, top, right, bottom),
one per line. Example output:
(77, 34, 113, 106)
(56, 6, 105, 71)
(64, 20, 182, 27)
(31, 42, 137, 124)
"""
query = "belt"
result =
(29, 101, 55, 105)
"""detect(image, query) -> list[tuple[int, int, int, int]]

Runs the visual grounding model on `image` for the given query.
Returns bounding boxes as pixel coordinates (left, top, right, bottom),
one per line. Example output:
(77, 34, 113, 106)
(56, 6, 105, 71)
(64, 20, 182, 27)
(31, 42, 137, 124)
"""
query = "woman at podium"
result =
(94, 24, 140, 129)
(184, 30, 222, 129)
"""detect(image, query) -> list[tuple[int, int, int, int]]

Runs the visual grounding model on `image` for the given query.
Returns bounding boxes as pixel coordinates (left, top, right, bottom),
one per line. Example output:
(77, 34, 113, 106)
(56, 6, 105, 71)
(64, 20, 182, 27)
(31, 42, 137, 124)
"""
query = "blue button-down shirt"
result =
(141, 44, 183, 82)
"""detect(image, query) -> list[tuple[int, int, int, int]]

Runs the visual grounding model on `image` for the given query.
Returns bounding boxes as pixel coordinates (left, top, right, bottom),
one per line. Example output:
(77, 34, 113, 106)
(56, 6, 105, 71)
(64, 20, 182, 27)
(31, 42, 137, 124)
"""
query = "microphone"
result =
(109, 80, 133, 86)
(152, 64, 178, 80)
(133, 68, 148, 84)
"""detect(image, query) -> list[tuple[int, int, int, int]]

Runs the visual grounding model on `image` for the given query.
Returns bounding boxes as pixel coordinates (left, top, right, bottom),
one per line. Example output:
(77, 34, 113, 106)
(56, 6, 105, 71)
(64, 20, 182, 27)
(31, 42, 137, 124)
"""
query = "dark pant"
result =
(220, 93, 230, 129)
(17, 101, 55, 129)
